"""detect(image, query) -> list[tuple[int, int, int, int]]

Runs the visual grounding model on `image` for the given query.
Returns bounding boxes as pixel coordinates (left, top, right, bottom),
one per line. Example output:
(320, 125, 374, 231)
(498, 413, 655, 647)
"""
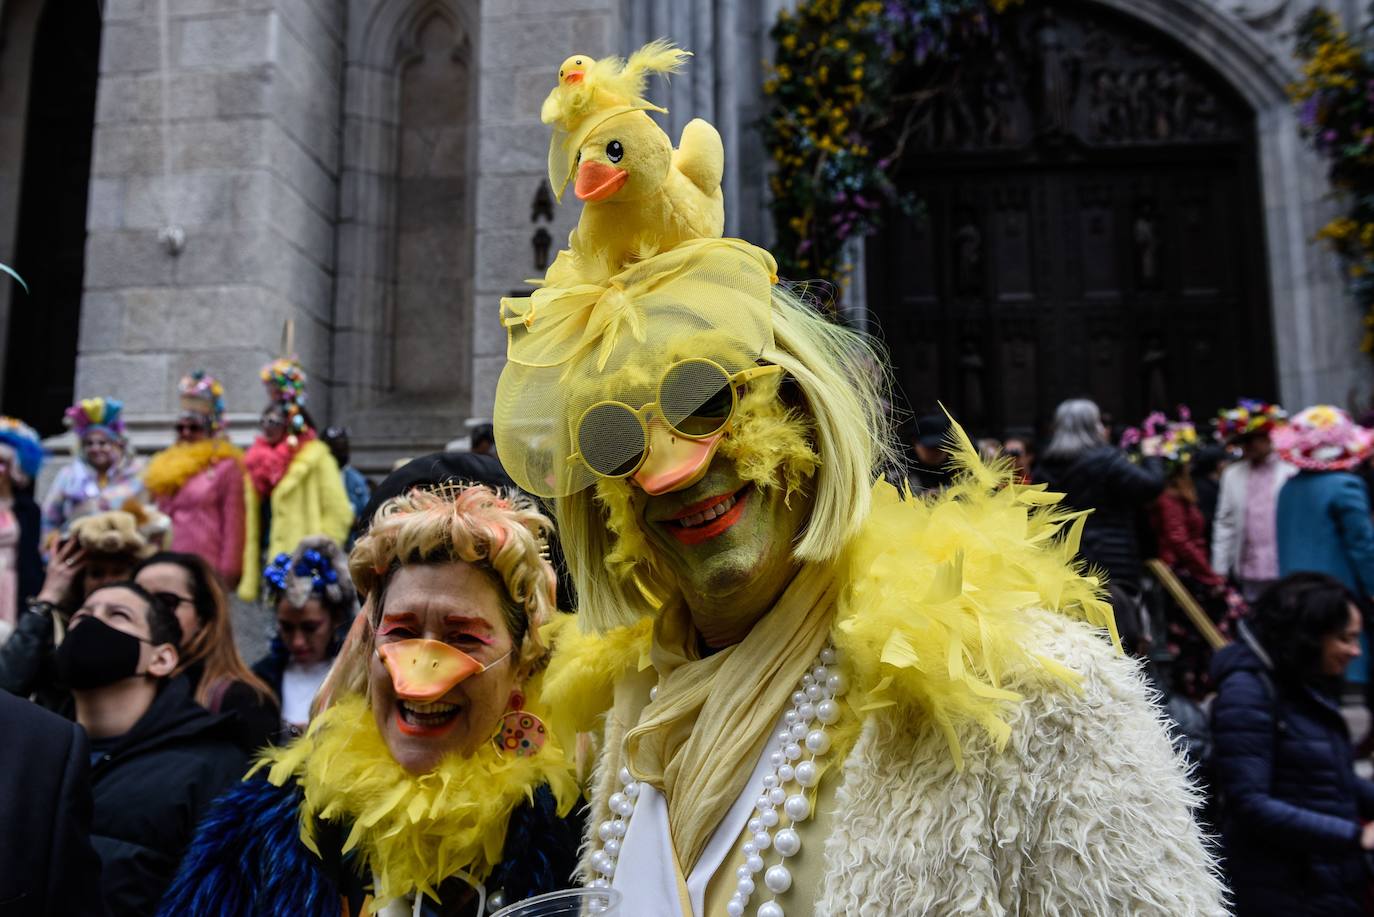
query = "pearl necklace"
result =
(588, 645, 847, 917)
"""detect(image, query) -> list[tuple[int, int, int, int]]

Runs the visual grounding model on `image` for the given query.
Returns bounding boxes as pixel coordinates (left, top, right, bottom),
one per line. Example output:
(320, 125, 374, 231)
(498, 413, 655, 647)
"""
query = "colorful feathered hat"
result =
(260, 358, 308, 434)
(1214, 398, 1286, 442)
(1273, 405, 1374, 471)
(1121, 407, 1200, 475)
(0, 416, 44, 486)
(178, 370, 226, 433)
(64, 397, 125, 442)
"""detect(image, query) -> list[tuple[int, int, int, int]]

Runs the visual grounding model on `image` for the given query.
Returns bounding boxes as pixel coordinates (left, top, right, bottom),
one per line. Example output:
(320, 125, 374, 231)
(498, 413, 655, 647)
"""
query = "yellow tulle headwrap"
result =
(143, 439, 242, 498)
(541, 418, 1118, 768)
(496, 237, 778, 498)
(253, 694, 579, 907)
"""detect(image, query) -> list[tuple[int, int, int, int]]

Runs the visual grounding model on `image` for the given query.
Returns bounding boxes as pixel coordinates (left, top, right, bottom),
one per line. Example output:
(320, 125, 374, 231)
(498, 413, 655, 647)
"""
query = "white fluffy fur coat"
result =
(582, 610, 1227, 916)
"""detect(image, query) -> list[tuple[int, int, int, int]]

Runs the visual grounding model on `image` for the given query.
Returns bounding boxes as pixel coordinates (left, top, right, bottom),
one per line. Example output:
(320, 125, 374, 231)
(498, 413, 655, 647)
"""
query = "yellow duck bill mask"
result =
(376, 640, 511, 703)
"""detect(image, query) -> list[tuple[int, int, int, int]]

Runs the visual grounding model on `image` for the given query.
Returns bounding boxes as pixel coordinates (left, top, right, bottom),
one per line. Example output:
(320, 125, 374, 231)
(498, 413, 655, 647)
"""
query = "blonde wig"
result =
(556, 285, 898, 631)
(320, 485, 559, 708)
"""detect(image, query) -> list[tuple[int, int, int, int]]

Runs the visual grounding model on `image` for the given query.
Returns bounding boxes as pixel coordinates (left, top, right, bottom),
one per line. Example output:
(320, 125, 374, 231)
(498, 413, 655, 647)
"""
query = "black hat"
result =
(358, 451, 514, 535)
(912, 412, 952, 449)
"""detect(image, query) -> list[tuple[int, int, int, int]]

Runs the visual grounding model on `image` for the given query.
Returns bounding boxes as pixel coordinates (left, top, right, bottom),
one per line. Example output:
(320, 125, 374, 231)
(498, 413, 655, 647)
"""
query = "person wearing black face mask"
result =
(58, 582, 246, 917)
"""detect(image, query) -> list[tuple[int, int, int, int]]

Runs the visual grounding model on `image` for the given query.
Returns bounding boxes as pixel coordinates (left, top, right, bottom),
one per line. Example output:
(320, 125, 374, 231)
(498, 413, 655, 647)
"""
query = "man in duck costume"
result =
(496, 45, 1224, 916)
(239, 358, 353, 601)
(144, 371, 247, 586)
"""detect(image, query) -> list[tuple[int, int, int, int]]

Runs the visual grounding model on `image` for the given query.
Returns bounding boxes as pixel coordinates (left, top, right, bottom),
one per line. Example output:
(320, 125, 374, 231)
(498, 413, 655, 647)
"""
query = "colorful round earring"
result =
(494, 709, 547, 757)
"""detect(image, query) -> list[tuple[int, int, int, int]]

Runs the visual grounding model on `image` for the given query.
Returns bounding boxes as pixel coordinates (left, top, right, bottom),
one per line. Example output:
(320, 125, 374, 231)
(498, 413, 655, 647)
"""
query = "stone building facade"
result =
(0, 0, 1367, 469)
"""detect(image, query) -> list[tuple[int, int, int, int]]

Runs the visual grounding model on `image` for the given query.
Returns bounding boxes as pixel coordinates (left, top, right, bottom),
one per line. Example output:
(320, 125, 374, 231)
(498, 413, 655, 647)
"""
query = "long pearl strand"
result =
(588, 646, 847, 917)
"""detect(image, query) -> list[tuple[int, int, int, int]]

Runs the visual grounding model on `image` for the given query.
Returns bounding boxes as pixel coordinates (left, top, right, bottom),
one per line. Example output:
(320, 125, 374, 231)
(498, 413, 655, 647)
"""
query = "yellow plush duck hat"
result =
(498, 42, 769, 499)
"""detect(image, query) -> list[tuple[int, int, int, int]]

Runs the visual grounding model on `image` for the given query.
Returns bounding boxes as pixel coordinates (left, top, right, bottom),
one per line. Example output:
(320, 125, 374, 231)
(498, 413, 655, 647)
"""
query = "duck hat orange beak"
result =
(575, 160, 628, 202)
(377, 639, 508, 702)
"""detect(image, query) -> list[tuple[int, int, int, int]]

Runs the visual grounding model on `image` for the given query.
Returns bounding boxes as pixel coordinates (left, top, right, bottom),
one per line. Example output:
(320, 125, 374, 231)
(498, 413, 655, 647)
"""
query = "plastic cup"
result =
(488, 888, 622, 917)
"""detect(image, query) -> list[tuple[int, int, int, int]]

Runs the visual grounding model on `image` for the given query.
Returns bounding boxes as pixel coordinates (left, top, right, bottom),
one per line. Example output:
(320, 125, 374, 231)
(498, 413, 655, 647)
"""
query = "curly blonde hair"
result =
(319, 485, 558, 708)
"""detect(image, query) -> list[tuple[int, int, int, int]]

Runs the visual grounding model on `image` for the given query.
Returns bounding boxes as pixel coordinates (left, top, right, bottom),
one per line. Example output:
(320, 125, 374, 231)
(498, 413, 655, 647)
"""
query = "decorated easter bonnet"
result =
(497, 43, 774, 498)
(1272, 405, 1374, 471)
(178, 370, 227, 433)
(1214, 398, 1286, 442)
(1120, 407, 1200, 475)
(0, 417, 44, 486)
(261, 357, 309, 435)
(64, 397, 125, 442)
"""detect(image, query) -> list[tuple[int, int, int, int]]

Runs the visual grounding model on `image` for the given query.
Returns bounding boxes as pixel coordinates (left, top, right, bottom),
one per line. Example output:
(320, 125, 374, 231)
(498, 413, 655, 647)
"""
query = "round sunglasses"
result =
(570, 358, 781, 480)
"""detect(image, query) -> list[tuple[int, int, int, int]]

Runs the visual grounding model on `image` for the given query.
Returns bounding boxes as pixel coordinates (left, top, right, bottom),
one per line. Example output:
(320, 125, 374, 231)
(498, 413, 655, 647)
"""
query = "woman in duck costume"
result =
(41, 397, 146, 545)
(159, 483, 581, 916)
(143, 371, 246, 587)
(239, 358, 353, 601)
(497, 45, 1224, 916)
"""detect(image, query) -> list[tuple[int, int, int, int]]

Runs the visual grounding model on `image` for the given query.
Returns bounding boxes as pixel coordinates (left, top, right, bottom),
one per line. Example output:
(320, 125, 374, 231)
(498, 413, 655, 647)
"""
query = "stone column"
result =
(79, 0, 344, 449)
(468, 0, 620, 420)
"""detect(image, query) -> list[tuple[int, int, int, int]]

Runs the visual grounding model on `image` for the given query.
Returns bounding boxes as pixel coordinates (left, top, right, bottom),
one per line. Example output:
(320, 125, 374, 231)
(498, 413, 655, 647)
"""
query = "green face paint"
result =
(637, 451, 814, 647)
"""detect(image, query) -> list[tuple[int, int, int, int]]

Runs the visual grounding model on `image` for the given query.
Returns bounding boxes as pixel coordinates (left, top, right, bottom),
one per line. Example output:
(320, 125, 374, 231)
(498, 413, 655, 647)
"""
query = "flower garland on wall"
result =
(762, 0, 1023, 284)
(1291, 9, 1374, 354)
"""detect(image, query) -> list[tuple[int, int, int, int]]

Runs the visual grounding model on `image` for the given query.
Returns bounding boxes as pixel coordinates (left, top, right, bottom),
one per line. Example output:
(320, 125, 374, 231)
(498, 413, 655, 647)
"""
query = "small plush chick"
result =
(541, 41, 724, 277)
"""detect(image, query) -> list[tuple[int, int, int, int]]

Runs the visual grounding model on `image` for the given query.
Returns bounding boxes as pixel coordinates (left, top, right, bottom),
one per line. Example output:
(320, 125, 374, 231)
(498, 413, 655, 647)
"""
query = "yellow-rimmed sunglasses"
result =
(570, 358, 782, 479)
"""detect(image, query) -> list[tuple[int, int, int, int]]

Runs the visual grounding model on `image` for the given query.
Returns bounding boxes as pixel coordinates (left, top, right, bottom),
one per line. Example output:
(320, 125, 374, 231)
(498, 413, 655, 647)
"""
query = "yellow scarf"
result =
(623, 563, 837, 873)
(255, 695, 579, 907)
(143, 439, 242, 498)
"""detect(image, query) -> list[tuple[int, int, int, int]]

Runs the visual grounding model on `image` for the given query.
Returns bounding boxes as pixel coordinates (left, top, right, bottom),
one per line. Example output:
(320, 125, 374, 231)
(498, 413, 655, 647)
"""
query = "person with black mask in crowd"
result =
(57, 582, 245, 916)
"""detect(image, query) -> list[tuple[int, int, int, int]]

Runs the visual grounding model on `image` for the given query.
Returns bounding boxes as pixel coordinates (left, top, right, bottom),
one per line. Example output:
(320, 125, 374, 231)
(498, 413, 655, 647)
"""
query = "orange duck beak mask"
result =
(376, 639, 511, 702)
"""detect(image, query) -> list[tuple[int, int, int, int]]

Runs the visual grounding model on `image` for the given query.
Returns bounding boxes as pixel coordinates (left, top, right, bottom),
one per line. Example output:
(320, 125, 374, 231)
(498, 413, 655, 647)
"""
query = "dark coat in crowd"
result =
(90, 675, 246, 917)
(0, 602, 66, 711)
(1210, 629, 1374, 916)
(1037, 446, 1165, 588)
(182, 659, 279, 755)
(0, 691, 108, 917)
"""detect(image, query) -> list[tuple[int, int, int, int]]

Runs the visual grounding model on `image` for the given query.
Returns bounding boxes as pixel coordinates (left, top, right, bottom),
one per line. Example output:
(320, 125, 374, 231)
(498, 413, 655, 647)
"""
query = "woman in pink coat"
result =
(143, 372, 246, 587)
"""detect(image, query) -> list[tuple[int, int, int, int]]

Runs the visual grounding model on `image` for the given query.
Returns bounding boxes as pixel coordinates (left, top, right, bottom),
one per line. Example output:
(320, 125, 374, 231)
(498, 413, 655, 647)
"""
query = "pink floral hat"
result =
(1272, 405, 1374, 471)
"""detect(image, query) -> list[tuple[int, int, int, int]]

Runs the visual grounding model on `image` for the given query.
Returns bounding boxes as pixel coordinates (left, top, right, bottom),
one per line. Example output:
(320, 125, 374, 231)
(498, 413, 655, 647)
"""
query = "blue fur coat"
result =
(157, 776, 582, 916)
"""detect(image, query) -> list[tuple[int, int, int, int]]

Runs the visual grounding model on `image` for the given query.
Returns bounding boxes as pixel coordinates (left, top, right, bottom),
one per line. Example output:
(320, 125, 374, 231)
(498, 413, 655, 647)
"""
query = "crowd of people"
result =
(4, 39, 1374, 917)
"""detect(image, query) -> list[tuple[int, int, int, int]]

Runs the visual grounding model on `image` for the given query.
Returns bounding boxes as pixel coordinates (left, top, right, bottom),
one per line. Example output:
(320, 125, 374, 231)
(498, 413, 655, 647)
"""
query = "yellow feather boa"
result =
(143, 439, 242, 498)
(253, 694, 579, 907)
(541, 419, 1117, 768)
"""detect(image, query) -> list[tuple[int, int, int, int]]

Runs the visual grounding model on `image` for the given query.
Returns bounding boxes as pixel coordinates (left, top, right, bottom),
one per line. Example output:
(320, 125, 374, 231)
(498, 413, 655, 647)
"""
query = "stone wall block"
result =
(77, 291, 129, 353)
(170, 230, 268, 287)
(341, 117, 398, 174)
(470, 354, 505, 418)
(85, 230, 176, 289)
(100, 21, 162, 76)
(87, 178, 126, 231)
(481, 16, 609, 62)
(474, 229, 537, 291)
(171, 119, 269, 171)
(75, 352, 173, 413)
(343, 65, 398, 121)
(90, 123, 165, 177)
(117, 286, 262, 351)
(471, 292, 507, 358)
(476, 122, 554, 176)
(176, 12, 272, 70)
(122, 172, 245, 230)
(264, 124, 336, 215)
